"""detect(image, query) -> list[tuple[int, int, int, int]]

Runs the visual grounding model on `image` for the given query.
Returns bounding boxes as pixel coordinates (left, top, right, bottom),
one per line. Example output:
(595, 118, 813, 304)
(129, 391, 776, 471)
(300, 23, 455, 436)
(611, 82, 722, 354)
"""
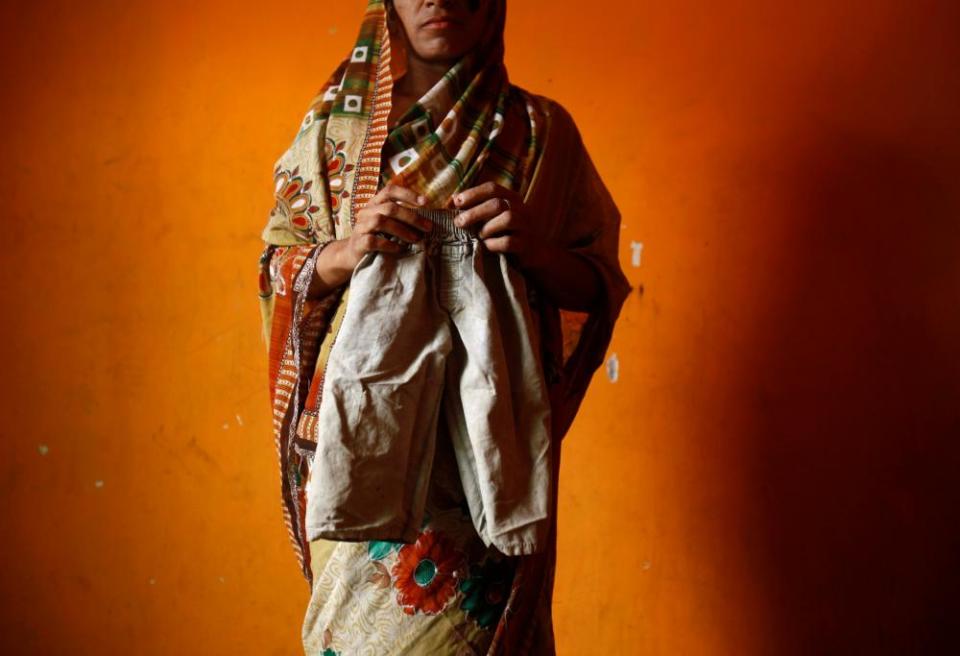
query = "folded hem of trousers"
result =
(306, 519, 421, 545)
(488, 524, 551, 556)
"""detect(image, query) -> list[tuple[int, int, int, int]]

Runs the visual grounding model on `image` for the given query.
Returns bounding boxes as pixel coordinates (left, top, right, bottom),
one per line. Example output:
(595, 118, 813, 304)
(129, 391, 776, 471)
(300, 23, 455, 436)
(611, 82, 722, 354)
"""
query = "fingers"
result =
(452, 181, 500, 209)
(458, 196, 511, 230)
(452, 182, 520, 212)
(480, 234, 519, 255)
(376, 200, 434, 233)
(356, 232, 407, 254)
(477, 210, 514, 239)
(370, 214, 426, 243)
(347, 183, 434, 264)
(356, 200, 433, 246)
(362, 202, 432, 240)
(373, 182, 427, 209)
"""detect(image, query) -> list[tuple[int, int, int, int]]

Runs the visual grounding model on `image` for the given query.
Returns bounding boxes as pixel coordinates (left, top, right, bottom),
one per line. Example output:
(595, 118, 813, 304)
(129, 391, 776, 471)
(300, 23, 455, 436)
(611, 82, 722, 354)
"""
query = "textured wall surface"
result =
(2, 1, 958, 653)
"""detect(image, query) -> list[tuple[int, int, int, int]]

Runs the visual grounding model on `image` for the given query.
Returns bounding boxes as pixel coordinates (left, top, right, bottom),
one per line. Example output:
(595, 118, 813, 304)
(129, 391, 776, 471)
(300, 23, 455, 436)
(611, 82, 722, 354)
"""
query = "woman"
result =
(257, 0, 631, 653)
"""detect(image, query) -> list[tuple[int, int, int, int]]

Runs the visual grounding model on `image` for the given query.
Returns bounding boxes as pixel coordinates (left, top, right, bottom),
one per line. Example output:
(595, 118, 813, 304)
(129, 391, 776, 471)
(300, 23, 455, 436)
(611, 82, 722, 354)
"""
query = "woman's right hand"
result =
(307, 183, 433, 297)
(341, 182, 433, 270)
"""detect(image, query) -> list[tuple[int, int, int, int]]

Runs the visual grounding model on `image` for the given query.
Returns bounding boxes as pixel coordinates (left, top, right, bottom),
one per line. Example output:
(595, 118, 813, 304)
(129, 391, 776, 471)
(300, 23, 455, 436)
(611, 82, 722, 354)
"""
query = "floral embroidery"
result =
(325, 138, 354, 221)
(271, 165, 320, 236)
(368, 539, 404, 562)
(391, 528, 465, 615)
(367, 560, 392, 589)
(458, 557, 515, 629)
(368, 512, 432, 562)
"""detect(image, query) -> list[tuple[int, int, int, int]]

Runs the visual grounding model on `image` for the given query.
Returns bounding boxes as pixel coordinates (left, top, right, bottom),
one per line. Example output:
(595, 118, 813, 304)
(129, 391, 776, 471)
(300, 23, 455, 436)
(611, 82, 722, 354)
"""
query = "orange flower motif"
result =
(325, 138, 354, 217)
(391, 529, 465, 616)
(272, 165, 319, 235)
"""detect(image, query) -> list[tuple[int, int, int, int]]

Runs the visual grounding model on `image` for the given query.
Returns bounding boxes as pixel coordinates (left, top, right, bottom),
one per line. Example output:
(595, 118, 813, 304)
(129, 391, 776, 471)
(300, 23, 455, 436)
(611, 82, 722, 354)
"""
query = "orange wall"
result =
(2, 1, 959, 653)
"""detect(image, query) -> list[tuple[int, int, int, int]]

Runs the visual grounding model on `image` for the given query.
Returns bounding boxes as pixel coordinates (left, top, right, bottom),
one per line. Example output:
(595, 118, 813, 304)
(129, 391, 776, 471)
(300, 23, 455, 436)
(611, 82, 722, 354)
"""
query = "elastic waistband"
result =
(416, 208, 478, 242)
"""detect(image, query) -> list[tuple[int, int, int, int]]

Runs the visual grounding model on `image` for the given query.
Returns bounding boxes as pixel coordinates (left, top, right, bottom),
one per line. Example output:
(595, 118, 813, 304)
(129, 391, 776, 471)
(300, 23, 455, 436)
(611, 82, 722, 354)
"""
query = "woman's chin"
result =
(415, 42, 469, 64)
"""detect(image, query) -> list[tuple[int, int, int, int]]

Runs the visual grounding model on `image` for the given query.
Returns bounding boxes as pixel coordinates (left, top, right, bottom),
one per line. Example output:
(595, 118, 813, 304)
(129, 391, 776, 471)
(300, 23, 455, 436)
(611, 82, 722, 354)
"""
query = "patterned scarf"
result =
(377, 4, 544, 208)
(261, 0, 537, 249)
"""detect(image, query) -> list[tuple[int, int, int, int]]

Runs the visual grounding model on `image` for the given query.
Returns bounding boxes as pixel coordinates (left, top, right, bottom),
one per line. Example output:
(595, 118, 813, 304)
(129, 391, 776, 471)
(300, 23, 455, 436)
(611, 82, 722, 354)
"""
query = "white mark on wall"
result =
(606, 353, 619, 383)
(641, 559, 652, 571)
(38, 444, 49, 456)
(222, 422, 230, 430)
(94, 480, 104, 488)
(149, 578, 156, 586)
(630, 241, 643, 267)
(235, 414, 244, 427)
(218, 576, 225, 584)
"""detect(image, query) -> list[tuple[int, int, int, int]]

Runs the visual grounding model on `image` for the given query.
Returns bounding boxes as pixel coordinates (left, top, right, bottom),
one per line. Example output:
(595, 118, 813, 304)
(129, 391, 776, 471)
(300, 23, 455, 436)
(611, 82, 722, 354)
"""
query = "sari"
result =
(257, 1, 631, 652)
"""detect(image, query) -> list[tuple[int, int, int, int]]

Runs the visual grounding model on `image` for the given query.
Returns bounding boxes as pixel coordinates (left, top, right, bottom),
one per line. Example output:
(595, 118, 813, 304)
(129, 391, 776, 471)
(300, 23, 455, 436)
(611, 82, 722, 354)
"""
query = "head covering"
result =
(379, 0, 530, 204)
(257, 0, 632, 649)
(260, 0, 537, 247)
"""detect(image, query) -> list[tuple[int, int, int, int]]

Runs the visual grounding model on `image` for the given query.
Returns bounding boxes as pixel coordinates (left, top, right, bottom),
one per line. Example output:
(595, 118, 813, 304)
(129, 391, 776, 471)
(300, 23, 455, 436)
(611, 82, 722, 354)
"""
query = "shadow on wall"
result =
(744, 128, 960, 655)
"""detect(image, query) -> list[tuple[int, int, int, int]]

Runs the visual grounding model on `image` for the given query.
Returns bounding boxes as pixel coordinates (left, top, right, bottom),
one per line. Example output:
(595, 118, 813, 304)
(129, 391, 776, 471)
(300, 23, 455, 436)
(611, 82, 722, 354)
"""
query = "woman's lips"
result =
(422, 18, 460, 30)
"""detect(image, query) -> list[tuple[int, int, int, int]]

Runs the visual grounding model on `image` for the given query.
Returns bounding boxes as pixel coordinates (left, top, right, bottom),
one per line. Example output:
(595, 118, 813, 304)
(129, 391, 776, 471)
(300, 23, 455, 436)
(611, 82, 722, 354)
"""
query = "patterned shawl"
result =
(257, 0, 631, 649)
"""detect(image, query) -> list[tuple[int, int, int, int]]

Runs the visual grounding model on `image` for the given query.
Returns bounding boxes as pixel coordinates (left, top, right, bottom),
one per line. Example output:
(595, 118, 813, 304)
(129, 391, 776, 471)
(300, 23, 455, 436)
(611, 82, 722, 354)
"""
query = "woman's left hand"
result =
(453, 182, 548, 271)
(453, 181, 604, 311)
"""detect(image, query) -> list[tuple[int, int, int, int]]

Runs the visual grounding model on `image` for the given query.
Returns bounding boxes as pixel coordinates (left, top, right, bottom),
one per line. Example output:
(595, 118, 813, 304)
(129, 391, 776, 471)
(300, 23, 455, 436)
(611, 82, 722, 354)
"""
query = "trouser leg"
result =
(438, 240, 553, 556)
(306, 246, 450, 543)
